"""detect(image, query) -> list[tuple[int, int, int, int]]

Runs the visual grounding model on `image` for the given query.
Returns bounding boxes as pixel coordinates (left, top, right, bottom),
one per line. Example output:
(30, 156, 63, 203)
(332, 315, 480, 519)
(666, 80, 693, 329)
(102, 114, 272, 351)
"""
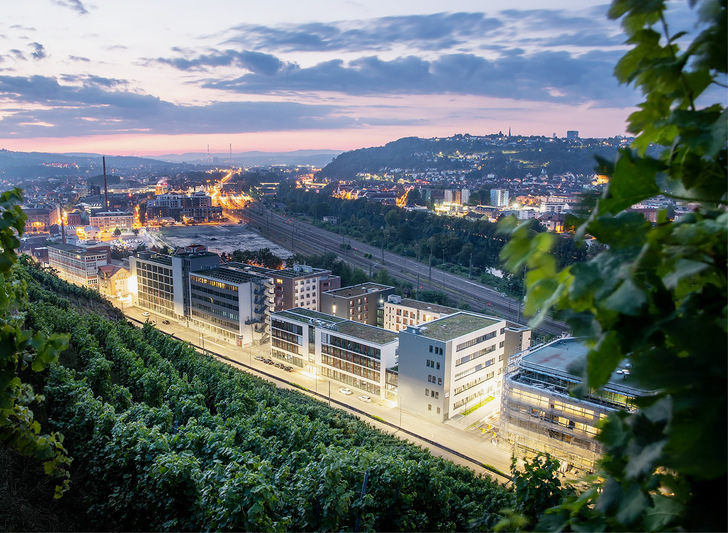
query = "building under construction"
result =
(500, 338, 649, 472)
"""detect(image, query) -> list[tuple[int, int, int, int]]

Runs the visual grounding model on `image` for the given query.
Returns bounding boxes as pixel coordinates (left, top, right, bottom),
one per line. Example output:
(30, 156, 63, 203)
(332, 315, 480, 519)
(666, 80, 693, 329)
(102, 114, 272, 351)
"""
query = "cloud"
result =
(68, 55, 90, 62)
(0, 74, 359, 137)
(202, 49, 633, 105)
(157, 50, 285, 74)
(52, 0, 88, 15)
(30, 42, 46, 60)
(223, 12, 504, 53)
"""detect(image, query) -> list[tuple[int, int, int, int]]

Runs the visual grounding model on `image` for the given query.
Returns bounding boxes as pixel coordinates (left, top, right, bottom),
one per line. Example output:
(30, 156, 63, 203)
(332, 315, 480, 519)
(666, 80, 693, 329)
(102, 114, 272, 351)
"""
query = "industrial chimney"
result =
(103, 156, 109, 211)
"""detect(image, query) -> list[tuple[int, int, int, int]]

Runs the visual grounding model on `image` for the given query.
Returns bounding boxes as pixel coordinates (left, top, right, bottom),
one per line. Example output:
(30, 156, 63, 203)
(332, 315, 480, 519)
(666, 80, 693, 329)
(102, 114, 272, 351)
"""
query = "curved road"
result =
(240, 205, 569, 337)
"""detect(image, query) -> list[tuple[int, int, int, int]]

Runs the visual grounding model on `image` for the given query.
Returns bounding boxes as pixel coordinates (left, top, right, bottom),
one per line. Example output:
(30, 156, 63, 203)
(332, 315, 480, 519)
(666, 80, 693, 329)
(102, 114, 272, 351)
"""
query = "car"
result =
(142, 312, 150, 317)
(357, 395, 372, 403)
(162, 320, 170, 325)
(339, 387, 353, 395)
(254, 355, 263, 361)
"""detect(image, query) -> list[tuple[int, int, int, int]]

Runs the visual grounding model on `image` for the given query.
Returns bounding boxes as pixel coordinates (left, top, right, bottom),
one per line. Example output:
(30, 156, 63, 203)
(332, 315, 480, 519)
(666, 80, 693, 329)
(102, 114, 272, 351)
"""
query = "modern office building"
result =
(189, 266, 273, 346)
(89, 211, 134, 232)
(270, 308, 398, 398)
(47, 243, 109, 288)
(320, 283, 395, 327)
(398, 312, 521, 421)
(236, 263, 340, 311)
(500, 338, 649, 471)
(129, 246, 219, 320)
(382, 295, 459, 332)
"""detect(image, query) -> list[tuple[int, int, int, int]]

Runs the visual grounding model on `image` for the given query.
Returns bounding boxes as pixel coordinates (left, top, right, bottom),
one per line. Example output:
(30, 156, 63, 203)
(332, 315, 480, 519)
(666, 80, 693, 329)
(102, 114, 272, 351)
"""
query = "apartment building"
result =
(235, 263, 340, 311)
(189, 266, 273, 346)
(97, 263, 130, 298)
(320, 283, 395, 326)
(270, 308, 398, 398)
(47, 243, 109, 288)
(129, 246, 219, 320)
(382, 295, 459, 332)
(398, 312, 513, 422)
(500, 338, 649, 471)
(89, 211, 134, 232)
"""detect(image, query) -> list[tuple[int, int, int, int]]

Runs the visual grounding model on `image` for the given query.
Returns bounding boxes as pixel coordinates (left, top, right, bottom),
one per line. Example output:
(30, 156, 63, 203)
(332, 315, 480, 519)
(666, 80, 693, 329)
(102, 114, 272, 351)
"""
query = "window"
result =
(425, 388, 429, 396)
(436, 362, 441, 370)
(428, 404, 432, 411)
(437, 407, 441, 414)
(429, 345, 433, 353)
(438, 378, 442, 385)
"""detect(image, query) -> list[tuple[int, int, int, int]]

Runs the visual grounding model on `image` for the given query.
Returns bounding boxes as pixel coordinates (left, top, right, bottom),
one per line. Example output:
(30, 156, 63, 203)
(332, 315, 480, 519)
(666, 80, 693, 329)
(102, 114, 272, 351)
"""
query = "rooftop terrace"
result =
(417, 312, 500, 341)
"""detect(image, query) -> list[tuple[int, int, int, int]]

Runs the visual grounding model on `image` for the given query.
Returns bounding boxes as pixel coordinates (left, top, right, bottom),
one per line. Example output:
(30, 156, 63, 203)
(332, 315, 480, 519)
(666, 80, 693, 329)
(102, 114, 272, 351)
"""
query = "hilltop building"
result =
(500, 338, 650, 471)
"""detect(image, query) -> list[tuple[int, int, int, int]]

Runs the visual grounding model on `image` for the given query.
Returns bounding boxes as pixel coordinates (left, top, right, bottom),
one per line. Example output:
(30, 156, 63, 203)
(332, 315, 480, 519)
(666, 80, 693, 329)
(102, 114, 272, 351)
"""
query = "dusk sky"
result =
(0, 1, 692, 156)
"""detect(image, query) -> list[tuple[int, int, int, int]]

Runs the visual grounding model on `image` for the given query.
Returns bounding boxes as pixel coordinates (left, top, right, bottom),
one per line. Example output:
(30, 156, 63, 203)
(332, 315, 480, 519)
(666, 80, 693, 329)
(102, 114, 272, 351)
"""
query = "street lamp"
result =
(399, 395, 404, 428)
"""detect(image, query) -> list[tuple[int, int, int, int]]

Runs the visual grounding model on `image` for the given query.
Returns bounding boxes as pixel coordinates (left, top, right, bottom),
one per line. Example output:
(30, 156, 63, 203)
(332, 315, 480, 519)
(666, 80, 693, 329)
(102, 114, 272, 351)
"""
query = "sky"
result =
(0, 0, 686, 156)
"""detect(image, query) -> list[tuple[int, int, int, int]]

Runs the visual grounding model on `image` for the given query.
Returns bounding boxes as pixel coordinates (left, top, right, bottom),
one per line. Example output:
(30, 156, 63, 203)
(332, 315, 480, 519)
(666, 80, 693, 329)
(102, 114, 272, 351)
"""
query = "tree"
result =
(500, 1, 726, 530)
(0, 189, 71, 497)
(113, 228, 121, 237)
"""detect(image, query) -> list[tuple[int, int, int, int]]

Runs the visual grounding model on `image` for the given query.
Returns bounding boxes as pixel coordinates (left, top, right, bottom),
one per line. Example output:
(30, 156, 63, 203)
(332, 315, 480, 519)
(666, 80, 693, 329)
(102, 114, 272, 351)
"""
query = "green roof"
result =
(333, 322, 398, 345)
(274, 308, 346, 326)
(418, 312, 499, 341)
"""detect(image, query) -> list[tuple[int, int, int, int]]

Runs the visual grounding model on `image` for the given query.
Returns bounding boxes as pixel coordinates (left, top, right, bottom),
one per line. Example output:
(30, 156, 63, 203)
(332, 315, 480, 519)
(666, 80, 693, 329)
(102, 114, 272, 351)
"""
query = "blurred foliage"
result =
(500, 1, 726, 530)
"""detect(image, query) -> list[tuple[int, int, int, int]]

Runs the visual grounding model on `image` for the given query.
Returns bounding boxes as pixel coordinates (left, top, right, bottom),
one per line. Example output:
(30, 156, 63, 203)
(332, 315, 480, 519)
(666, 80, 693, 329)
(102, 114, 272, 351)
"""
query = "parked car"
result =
(357, 395, 372, 403)
(339, 387, 353, 395)
(162, 320, 170, 325)
(254, 355, 263, 361)
(142, 312, 150, 317)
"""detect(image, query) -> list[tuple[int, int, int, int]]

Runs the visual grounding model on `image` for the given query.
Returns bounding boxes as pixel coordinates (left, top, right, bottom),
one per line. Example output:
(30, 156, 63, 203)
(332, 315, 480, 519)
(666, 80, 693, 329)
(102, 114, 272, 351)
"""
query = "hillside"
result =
(318, 134, 627, 180)
(5, 262, 511, 531)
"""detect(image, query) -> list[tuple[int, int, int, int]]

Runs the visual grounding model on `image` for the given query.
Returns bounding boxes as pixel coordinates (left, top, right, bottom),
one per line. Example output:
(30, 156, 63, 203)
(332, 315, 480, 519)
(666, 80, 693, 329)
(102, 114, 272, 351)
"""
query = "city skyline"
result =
(0, 1, 697, 156)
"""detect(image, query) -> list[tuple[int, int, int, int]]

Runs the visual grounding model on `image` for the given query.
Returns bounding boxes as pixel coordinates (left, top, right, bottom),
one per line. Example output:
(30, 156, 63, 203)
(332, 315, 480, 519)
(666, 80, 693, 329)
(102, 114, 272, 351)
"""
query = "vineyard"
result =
(17, 263, 512, 531)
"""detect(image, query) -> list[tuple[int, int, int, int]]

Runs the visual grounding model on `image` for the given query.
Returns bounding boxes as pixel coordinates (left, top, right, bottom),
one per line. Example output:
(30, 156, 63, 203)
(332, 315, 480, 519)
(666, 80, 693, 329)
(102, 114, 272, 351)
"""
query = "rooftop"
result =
(134, 252, 173, 266)
(273, 308, 397, 345)
(416, 312, 500, 341)
(325, 282, 394, 298)
(191, 267, 268, 285)
(395, 298, 459, 315)
(521, 338, 646, 394)
(228, 262, 329, 279)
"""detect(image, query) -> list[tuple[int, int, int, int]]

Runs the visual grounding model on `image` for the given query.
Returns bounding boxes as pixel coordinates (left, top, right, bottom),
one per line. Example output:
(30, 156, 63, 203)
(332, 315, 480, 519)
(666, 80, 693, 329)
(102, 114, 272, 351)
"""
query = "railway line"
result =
(238, 205, 569, 337)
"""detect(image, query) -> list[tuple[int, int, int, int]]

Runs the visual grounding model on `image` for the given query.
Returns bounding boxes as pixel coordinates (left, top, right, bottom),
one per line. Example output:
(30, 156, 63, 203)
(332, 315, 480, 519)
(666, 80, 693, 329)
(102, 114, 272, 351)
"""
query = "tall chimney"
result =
(103, 156, 109, 211)
(60, 207, 66, 244)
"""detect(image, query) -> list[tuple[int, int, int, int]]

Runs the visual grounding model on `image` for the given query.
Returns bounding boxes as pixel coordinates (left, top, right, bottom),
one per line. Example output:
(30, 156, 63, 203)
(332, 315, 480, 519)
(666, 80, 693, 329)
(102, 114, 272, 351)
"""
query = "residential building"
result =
(398, 312, 517, 421)
(129, 245, 219, 320)
(89, 211, 134, 232)
(146, 192, 223, 223)
(382, 295, 459, 332)
(490, 189, 510, 207)
(189, 266, 273, 346)
(500, 338, 649, 472)
(25, 205, 61, 233)
(236, 263, 340, 311)
(269, 308, 398, 398)
(98, 263, 130, 298)
(47, 243, 109, 288)
(321, 283, 395, 327)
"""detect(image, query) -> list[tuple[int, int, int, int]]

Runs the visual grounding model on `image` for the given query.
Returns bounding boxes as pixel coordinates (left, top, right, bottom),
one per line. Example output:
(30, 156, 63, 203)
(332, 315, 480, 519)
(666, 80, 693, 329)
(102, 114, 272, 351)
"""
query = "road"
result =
(238, 204, 569, 337)
(118, 302, 513, 483)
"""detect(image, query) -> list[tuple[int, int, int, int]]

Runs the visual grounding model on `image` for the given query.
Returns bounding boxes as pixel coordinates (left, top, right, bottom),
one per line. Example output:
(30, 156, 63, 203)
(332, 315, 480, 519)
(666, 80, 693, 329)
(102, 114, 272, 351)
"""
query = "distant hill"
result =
(317, 134, 640, 180)
(158, 149, 342, 167)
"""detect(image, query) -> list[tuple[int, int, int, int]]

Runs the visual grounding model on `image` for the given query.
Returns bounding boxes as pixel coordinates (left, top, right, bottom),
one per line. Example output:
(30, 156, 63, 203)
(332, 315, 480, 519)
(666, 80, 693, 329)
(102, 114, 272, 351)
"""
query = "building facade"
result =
(97, 264, 130, 298)
(382, 295, 459, 332)
(129, 246, 219, 320)
(238, 263, 340, 311)
(47, 243, 109, 287)
(89, 211, 134, 232)
(146, 192, 223, 223)
(500, 338, 648, 472)
(25, 205, 61, 233)
(398, 312, 516, 421)
(320, 283, 395, 327)
(270, 308, 398, 399)
(189, 266, 273, 346)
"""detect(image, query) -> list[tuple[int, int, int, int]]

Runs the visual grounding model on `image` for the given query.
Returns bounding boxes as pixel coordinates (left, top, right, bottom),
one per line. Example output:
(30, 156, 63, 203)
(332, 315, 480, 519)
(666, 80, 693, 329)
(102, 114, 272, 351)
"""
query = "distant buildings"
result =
(566, 130, 579, 140)
(146, 192, 223, 224)
(47, 243, 109, 288)
(89, 211, 134, 232)
(500, 338, 649, 471)
(490, 189, 510, 207)
(320, 282, 395, 326)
